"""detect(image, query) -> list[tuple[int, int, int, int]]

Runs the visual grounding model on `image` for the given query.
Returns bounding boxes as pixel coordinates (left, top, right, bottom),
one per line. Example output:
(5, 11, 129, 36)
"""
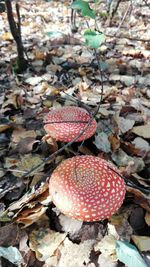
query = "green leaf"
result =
(71, 0, 96, 19)
(116, 240, 147, 267)
(84, 30, 105, 48)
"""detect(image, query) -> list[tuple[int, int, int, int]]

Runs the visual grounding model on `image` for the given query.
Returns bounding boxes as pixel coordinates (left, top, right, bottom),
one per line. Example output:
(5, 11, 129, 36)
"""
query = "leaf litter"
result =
(0, 0, 150, 266)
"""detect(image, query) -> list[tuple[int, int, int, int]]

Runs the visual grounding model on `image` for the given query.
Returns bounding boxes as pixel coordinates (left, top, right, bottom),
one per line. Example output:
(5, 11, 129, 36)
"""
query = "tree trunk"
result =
(5, 0, 27, 72)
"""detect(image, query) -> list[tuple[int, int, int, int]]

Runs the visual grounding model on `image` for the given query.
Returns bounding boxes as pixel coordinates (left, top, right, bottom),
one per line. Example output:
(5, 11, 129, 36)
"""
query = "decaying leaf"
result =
(6, 181, 51, 227)
(135, 198, 150, 213)
(108, 134, 120, 152)
(0, 224, 26, 247)
(43, 135, 58, 154)
(132, 137, 150, 153)
(0, 124, 12, 133)
(94, 132, 111, 153)
(8, 182, 49, 212)
(94, 235, 117, 260)
(29, 228, 67, 261)
(25, 76, 43, 86)
(111, 149, 145, 172)
(11, 128, 37, 143)
(121, 141, 144, 157)
(145, 212, 150, 226)
(14, 204, 48, 227)
(117, 117, 135, 134)
(132, 235, 150, 252)
(57, 237, 95, 267)
(16, 154, 44, 177)
(132, 124, 150, 139)
(109, 211, 133, 241)
(98, 254, 117, 267)
(13, 137, 39, 155)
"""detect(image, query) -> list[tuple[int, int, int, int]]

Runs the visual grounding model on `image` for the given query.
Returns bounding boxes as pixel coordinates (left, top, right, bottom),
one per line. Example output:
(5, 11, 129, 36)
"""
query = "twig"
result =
(0, 167, 42, 175)
(93, 48, 104, 116)
(85, 20, 104, 116)
(106, 33, 150, 42)
(114, 1, 132, 36)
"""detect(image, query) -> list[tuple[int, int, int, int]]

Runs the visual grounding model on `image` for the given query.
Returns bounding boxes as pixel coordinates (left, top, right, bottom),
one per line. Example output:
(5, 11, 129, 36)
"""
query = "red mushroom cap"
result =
(44, 106, 97, 142)
(49, 156, 126, 221)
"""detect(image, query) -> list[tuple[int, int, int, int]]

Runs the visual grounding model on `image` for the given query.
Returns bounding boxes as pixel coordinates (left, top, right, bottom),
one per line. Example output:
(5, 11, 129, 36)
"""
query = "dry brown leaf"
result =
(33, 50, 46, 60)
(132, 137, 150, 153)
(15, 204, 48, 227)
(0, 224, 26, 246)
(43, 135, 58, 154)
(121, 141, 143, 157)
(11, 128, 37, 143)
(1, 32, 13, 41)
(5, 154, 44, 178)
(0, 124, 12, 133)
(122, 48, 142, 58)
(109, 212, 133, 241)
(108, 134, 120, 152)
(118, 117, 135, 134)
(8, 182, 49, 212)
(14, 137, 39, 154)
(4, 157, 20, 169)
(2, 93, 18, 110)
(132, 124, 150, 139)
(94, 234, 117, 260)
(145, 212, 150, 226)
(98, 254, 117, 267)
(78, 145, 94, 155)
(29, 228, 67, 261)
(57, 238, 94, 267)
(127, 190, 150, 211)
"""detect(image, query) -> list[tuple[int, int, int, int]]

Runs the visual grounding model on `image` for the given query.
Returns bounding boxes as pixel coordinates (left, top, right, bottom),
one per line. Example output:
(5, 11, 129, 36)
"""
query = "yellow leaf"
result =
(1, 32, 13, 41)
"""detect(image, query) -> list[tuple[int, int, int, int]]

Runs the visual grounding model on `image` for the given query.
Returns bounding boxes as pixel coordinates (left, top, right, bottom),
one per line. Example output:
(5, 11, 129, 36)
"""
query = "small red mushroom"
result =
(49, 156, 126, 221)
(44, 106, 97, 142)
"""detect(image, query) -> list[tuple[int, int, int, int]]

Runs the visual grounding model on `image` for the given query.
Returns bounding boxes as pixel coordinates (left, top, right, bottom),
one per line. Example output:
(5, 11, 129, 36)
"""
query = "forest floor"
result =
(0, 0, 150, 266)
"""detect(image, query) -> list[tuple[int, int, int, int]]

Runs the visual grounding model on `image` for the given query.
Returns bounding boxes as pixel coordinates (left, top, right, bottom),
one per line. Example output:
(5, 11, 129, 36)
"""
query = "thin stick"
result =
(106, 33, 150, 42)
(0, 167, 42, 175)
(114, 1, 132, 37)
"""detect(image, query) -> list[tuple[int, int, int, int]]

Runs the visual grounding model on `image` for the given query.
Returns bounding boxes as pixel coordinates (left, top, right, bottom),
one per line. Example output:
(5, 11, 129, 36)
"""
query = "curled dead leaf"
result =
(145, 212, 150, 226)
(108, 134, 120, 152)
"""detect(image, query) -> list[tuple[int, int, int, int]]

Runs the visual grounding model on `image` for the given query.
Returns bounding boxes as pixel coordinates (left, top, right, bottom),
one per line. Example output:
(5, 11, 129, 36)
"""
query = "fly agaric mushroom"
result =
(44, 106, 97, 142)
(49, 156, 126, 221)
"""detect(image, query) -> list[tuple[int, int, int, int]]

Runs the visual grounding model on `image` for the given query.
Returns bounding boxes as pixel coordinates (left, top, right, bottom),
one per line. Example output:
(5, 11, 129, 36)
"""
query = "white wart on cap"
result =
(49, 156, 126, 221)
(44, 106, 97, 142)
